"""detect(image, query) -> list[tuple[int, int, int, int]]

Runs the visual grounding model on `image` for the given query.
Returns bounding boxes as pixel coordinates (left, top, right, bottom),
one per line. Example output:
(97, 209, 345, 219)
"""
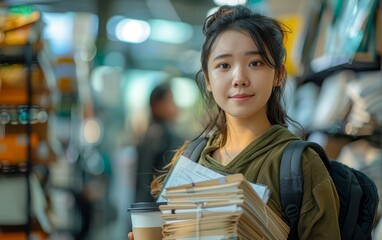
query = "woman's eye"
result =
(218, 63, 230, 69)
(249, 61, 262, 67)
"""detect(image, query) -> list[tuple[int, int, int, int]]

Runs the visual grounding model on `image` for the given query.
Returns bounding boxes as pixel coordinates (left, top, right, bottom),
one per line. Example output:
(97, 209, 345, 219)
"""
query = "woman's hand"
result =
(128, 231, 134, 240)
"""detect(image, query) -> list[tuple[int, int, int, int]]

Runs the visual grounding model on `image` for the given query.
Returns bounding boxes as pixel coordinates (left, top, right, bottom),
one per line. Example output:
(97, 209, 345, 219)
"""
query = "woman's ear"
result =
(273, 65, 285, 87)
(204, 72, 212, 92)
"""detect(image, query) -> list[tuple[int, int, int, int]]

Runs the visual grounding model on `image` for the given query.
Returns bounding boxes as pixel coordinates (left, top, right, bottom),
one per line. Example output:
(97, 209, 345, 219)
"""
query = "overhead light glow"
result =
(115, 18, 151, 43)
(124, 70, 169, 110)
(82, 118, 103, 145)
(107, 15, 125, 40)
(214, 0, 247, 5)
(171, 77, 199, 107)
(42, 12, 74, 54)
(149, 19, 193, 44)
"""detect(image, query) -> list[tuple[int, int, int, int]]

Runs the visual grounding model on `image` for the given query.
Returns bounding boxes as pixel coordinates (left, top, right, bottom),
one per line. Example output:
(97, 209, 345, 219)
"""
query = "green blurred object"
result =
(8, 4, 33, 15)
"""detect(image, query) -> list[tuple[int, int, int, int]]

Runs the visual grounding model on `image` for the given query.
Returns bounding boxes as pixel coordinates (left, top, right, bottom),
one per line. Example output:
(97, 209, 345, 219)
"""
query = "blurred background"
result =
(0, 0, 381, 239)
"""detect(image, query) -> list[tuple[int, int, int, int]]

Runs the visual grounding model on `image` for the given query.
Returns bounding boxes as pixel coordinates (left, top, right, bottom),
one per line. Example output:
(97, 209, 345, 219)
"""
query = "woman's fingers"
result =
(128, 231, 134, 240)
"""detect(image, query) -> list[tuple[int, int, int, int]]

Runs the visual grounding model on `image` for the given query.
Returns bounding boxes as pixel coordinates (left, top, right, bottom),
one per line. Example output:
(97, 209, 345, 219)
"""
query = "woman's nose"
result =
(232, 67, 249, 86)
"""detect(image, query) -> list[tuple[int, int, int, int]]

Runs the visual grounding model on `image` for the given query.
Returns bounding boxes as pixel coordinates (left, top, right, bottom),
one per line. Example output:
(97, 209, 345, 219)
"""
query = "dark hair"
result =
(149, 83, 171, 107)
(149, 83, 172, 121)
(195, 5, 296, 142)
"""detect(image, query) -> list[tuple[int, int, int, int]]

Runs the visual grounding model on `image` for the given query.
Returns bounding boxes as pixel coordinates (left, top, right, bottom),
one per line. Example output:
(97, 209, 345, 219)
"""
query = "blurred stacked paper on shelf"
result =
(160, 173, 289, 240)
(305, 68, 382, 137)
(310, 70, 352, 130)
(345, 71, 382, 135)
(285, 78, 320, 135)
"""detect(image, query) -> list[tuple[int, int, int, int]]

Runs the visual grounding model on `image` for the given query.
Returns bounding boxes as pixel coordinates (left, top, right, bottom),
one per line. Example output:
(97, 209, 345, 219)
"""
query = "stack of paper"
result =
(160, 173, 290, 240)
(157, 155, 270, 204)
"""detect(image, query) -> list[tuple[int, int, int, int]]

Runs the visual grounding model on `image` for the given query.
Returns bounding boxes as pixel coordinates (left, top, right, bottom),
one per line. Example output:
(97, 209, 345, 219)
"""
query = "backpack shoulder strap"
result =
(182, 137, 208, 162)
(280, 140, 330, 239)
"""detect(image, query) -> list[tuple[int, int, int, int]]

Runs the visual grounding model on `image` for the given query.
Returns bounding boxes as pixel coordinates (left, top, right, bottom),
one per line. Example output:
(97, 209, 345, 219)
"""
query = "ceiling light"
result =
(149, 19, 193, 44)
(106, 15, 125, 40)
(213, 0, 247, 6)
(115, 18, 151, 43)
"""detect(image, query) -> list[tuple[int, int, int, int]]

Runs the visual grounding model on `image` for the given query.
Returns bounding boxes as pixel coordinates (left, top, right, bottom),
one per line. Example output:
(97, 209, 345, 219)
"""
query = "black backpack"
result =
(280, 140, 379, 240)
(183, 138, 380, 240)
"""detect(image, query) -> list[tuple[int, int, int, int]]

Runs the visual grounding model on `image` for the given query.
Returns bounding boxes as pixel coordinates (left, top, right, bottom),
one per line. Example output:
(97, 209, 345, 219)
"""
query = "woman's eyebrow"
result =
(245, 50, 260, 56)
(212, 53, 231, 61)
(212, 51, 260, 61)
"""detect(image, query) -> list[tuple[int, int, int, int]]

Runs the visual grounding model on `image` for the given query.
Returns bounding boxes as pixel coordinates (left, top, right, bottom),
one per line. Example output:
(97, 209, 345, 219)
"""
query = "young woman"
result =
(130, 4, 340, 240)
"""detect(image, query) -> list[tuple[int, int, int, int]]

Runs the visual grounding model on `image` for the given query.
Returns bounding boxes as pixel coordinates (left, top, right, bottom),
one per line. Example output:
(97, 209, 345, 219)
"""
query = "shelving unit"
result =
(1, 5, 92, 239)
(290, 0, 382, 222)
(0, 5, 53, 239)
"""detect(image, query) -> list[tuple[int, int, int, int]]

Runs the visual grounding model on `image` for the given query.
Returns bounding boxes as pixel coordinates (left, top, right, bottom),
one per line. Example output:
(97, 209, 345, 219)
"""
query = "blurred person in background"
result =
(134, 82, 184, 202)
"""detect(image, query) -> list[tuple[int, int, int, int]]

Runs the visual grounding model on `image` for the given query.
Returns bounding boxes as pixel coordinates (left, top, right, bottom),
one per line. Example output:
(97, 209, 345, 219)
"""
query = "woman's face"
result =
(205, 30, 277, 122)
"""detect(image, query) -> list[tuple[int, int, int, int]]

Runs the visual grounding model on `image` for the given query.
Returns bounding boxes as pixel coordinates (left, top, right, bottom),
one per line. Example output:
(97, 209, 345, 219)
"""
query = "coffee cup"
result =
(128, 202, 166, 240)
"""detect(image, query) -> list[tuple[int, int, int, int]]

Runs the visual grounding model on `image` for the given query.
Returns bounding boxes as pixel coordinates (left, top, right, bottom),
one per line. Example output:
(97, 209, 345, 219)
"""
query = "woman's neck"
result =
(213, 115, 272, 166)
(225, 115, 272, 150)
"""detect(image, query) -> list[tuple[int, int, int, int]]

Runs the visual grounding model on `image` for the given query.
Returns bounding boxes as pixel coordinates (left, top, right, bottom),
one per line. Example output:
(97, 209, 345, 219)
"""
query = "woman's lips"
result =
(230, 94, 254, 101)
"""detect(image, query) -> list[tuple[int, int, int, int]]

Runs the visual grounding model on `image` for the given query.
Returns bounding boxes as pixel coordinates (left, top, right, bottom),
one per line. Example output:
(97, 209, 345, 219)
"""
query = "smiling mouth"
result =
(229, 94, 254, 101)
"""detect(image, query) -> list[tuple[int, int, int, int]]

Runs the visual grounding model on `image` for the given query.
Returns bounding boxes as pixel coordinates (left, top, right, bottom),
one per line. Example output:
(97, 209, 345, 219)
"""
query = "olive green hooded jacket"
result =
(198, 124, 340, 240)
